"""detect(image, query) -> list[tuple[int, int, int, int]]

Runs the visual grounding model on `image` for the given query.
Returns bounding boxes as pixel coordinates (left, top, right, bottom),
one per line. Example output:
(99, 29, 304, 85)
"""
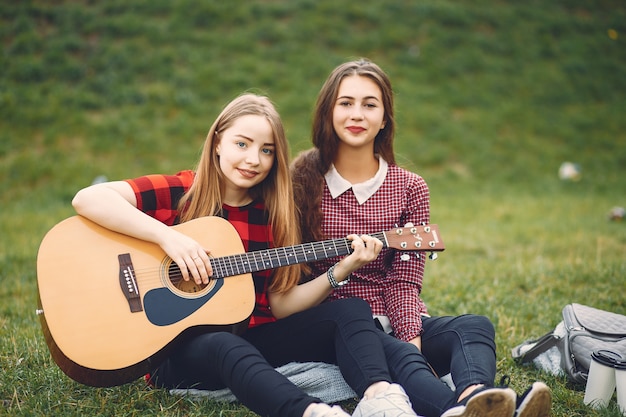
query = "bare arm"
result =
(409, 336, 422, 351)
(268, 234, 382, 319)
(72, 181, 212, 283)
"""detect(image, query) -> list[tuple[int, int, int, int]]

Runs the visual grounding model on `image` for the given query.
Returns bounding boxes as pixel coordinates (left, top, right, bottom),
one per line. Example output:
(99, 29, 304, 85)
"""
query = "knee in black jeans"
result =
(325, 297, 373, 320)
(152, 331, 262, 390)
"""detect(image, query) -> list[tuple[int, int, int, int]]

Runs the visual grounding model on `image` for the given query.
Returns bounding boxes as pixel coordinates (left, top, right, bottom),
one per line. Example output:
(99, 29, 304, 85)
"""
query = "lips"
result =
(347, 126, 366, 134)
(237, 168, 259, 179)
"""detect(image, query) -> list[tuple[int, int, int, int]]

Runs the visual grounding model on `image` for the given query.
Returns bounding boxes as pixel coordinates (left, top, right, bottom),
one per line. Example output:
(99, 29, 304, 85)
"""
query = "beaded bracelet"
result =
(327, 263, 349, 288)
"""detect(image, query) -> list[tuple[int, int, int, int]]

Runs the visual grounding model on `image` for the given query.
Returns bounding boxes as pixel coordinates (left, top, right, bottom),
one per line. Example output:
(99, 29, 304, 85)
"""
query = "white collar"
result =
(324, 156, 388, 204)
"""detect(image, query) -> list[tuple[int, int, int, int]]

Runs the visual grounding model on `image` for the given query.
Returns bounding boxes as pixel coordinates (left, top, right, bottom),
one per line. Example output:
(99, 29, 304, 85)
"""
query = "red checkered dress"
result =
(308, 164, 431, 342)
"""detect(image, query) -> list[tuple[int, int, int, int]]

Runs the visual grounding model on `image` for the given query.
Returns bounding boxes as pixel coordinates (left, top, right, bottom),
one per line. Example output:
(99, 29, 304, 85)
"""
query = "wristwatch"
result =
(327, 263, 350, 288)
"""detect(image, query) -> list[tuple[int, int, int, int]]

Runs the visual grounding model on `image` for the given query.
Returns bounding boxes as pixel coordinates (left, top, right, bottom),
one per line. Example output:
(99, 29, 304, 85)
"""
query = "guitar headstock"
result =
(383, 224, 445, 253)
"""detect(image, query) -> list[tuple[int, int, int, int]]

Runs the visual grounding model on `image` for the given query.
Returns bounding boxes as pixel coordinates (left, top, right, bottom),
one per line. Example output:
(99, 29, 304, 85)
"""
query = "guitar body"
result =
(36, 215, 255, 387)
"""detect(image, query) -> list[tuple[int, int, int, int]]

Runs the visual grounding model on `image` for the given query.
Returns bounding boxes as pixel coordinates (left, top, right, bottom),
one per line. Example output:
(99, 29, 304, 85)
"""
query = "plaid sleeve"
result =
(384, 170, 430, 340)
(125, 170, 195, 226)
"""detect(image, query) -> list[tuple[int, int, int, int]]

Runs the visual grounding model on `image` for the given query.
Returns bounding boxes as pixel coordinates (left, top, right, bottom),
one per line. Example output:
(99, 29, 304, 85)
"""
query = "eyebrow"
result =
(336, 95, 382, 102)
(234, 134, 275, 147)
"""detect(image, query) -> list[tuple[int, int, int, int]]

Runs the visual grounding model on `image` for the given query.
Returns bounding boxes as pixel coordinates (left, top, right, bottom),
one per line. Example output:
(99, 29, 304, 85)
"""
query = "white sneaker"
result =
(310, 403, 351, 417)
(352, 383, 419, 417)
(440, 387, 516, 417)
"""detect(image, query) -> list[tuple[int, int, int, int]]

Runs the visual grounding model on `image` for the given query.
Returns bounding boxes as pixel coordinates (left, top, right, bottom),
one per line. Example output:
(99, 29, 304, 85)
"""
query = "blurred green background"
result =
(2, 0, 624, 200)
(1, 1, 625, 416)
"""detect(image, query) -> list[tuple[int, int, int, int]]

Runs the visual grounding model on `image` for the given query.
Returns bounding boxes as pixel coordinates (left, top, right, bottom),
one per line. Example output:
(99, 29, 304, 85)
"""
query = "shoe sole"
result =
(516, 382, 552, 417)
(462, 388, 516, 417)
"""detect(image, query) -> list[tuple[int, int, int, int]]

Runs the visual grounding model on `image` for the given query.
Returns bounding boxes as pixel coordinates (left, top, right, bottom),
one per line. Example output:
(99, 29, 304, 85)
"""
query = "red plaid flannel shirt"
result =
(126, 170, 276, 328)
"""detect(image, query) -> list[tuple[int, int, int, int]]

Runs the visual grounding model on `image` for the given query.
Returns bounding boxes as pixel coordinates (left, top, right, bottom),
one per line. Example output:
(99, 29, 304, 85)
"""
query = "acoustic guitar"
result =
(36, 215, 444, 387)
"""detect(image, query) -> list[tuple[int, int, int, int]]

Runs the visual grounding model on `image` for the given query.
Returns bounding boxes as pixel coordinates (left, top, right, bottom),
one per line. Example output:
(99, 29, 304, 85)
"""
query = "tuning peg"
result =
(400, 253, 411, 261)
(429, 252, 438, 260)
(404, 222, 414, 227)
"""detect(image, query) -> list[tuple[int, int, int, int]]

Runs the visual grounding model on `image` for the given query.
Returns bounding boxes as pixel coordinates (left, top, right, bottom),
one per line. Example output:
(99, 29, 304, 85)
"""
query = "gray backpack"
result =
(512, 303, 626, 384)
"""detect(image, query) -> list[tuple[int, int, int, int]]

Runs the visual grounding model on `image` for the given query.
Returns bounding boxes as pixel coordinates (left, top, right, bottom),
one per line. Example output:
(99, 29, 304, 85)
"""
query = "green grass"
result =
(1, 0, 625, 415)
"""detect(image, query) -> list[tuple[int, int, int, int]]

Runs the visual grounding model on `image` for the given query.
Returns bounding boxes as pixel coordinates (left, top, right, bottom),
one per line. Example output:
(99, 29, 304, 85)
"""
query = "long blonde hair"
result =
(178, 93, 302, 293)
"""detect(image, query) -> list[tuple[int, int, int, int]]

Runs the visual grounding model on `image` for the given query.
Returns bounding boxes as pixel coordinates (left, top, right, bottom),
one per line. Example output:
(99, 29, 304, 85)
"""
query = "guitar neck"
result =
(210, 232, 387, 278)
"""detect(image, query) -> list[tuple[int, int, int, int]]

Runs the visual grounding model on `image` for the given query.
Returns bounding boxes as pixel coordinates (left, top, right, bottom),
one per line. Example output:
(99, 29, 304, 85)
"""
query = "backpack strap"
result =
(512, 331, 560, 364)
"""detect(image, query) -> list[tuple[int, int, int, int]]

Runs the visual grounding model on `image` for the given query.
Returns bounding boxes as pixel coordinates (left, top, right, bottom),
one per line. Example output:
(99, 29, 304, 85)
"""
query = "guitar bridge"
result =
(118, 253, 143, 313)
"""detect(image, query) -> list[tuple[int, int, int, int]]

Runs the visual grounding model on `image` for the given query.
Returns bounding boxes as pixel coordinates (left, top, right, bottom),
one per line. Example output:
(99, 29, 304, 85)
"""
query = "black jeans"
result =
(150, 298, 391, 417)
(380, 314, 497, 417)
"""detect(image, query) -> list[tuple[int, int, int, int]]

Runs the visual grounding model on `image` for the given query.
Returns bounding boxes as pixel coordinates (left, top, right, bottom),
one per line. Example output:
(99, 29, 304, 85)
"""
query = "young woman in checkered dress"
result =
(291, 59, 552, 417)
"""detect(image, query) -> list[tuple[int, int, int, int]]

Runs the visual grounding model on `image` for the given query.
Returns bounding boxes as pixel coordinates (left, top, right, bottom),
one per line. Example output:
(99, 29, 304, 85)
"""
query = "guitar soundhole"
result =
(167, 262, 210, 294)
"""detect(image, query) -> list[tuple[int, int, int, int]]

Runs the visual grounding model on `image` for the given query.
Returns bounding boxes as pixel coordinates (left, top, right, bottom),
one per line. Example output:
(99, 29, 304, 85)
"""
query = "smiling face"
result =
(332, 75, 386, 152)
(215, 114, 275, 205)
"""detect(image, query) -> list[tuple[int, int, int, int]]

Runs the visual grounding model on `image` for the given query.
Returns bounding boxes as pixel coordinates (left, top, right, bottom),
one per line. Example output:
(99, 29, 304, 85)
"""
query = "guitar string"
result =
(124, 237, 358, 286)
(117, 230, 431, 287)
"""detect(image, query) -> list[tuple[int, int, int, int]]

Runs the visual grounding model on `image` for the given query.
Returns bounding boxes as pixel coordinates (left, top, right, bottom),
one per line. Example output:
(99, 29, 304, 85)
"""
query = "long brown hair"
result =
(178, 93, 302, 293)
(292, 59, 396, 243)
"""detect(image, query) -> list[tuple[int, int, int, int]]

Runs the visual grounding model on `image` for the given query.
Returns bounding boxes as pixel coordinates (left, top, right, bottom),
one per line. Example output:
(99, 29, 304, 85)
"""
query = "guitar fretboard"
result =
(210, 232, 387, 279)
